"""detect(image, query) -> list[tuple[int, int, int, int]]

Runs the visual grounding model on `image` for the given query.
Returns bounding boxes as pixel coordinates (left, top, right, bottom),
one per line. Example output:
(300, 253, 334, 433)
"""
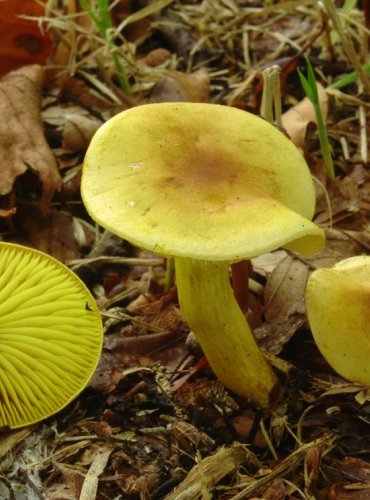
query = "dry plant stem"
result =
(358, 85, 368, 164)
(231, 260, 251, 312)
(164, 443, 259, 500)
(175, 258, 279, 407)
(232, 434, 336, 500)
(322, 0, 370, 94)
(261, 65, 282, 127)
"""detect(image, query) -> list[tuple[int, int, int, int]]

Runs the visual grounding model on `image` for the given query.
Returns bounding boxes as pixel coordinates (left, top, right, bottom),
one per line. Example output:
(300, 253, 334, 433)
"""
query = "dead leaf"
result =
(43, 104, 102, 152)
(315, 177, 367, 227)
(58, 75, 120, 116)
(282, 83, 328, 148)
(332, 457, 370, 484)
(255, 314, 305, 355)
(14, 206, 85, 261)
(326, 483, 370, 499)
(44, 470, 80, 500)
(143, 48, 172, 67)
(0, 65, 61, 205)
(0, 0, 53, 77)
(325, 228, 370, 258)
(257, 480, 287, 500)
(252, 250, 288, 277)
(63, 114, 102, 151)
(264, 255, 309, 321)
(151, 69, 210, 103)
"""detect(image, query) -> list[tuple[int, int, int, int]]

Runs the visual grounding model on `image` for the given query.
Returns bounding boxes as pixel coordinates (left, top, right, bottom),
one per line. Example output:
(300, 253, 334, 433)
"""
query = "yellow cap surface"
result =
(82, 103, 324, 260)
(306, 256, 370, 385)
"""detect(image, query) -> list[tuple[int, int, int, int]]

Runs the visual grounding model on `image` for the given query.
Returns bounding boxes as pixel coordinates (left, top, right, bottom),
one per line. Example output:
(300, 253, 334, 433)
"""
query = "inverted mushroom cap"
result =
(82, 103, 324, 261)
(0, 243, 102, 429)
(306, 256, 370, 385)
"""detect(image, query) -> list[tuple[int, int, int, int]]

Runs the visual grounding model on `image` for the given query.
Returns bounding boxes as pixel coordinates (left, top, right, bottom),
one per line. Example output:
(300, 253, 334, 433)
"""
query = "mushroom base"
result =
(175, 258, 279, 407)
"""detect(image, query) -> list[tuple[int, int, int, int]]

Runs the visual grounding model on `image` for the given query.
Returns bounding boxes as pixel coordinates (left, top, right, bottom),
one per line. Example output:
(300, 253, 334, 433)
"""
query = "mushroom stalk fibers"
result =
(175, 258, 279, 407)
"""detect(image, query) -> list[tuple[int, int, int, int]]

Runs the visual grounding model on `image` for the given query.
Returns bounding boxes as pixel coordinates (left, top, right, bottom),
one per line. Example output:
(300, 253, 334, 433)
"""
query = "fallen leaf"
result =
(326, 483, 370, 499)
(252, 250, 288, 277)
(257, 480, 287, 500)
(44, 470, 80, 500)
(315, 177, 368, 227)
(325, 228, 370, 258)
(151, 69, 210, 103)
(0, 65, 61, 206)
(332, 457, 370, 484)
(282, 83, 328, 148)
(0, 0, 53, 77)
(255, 314, 305, 355)
(252, 254, 311, 354)
(43, 104, 102, 152)
(13, 205, 85, 261)
(63, 114, 102, 151)
(143, 48, 172, 67)
(264, 254, 309, 321)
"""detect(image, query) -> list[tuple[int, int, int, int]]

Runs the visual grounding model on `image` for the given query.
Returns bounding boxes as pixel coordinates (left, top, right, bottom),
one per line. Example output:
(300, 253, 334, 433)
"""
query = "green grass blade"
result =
(328, 63, 370, 90)
(298, 58, 335, 180)
(79, 0, 105, 35)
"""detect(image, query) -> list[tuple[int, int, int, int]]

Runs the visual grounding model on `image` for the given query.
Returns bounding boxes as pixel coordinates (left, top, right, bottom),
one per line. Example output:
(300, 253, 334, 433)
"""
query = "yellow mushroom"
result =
(0, 243, 103, 429)
(306, 256, 370, 385)
(81, 103, 324, 407)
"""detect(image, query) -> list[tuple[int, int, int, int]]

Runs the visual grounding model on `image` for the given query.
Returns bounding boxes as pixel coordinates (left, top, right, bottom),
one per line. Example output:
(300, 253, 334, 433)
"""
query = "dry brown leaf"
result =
(282, 83, 328, 148)
(257, 480, 287, 500)
(43, 104, 102, 152)
(14, 206, 84, 261)
(151, 69, 210, 103)
(326, 483, 370, 499)
(0, 65, 61, 205)
(44, 469, 80, 500)
(255, 314, 305, 355)
(264, 255, 309, 321)
(325, 228, 370, 258)
(252, 254, 311, 354)
(63, 113, 102, 151)
(252, 250, 288, 277)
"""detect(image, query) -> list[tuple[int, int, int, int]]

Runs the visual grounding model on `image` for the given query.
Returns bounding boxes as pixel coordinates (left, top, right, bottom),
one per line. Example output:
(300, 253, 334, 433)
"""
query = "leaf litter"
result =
(0, 0, 370, 498)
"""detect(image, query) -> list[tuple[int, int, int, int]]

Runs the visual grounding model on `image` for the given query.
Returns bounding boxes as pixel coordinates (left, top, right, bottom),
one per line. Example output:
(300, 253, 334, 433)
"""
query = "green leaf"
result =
(297, 69, 314, 102)
(305, 58, 319, 103)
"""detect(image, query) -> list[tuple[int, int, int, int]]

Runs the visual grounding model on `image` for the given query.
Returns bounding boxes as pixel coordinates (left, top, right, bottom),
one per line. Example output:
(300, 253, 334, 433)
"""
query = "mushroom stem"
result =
(175, 258, 279, 407)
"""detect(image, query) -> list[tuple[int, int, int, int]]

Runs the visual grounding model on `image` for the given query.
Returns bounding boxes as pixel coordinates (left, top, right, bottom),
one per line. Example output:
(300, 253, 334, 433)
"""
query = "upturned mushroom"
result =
(0, 242, 102, 429)
(306, 256, 370, 385)
(81, 102, 324, 407)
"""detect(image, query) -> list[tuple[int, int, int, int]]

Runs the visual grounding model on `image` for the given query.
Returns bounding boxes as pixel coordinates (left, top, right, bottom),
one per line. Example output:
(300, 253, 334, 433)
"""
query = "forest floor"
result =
(0, 1, 370, 499)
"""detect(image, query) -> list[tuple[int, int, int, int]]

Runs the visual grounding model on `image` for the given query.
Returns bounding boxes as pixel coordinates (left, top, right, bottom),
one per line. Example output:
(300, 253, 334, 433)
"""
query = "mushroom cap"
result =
(0, 243, 102, 429)
(306, 256, 370, 385)
(82, 103, 324, 261)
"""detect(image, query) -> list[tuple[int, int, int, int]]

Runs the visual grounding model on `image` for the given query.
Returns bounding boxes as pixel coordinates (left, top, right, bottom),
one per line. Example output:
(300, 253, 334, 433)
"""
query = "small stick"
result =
(321, 0, 370, 94)
(231, 260, 251, 312)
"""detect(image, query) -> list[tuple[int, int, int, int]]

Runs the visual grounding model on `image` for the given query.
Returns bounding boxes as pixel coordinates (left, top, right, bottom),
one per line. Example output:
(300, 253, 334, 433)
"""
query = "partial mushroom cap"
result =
(306, 256, 370, 385)
(0, 243, 102, 429)
(82, 103, 324, 260)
